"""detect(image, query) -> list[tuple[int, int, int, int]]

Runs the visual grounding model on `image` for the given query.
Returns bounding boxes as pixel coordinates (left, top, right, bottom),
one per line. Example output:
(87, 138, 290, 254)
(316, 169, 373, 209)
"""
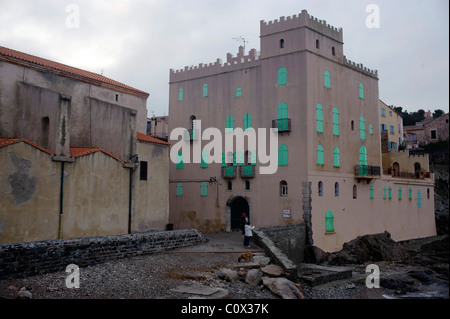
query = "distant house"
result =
(0, 46, 170, 244)
(404, 113, 449, 146)
(379, 100, 403, 151)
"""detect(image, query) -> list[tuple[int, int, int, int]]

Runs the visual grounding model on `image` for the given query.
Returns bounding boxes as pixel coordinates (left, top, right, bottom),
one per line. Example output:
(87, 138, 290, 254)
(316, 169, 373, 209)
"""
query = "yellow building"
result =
(379, 99, 404, 151)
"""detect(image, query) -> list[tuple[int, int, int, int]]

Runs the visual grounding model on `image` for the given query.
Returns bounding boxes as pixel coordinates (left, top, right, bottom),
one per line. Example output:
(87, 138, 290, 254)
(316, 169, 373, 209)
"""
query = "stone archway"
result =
(225, 194, 251, 232)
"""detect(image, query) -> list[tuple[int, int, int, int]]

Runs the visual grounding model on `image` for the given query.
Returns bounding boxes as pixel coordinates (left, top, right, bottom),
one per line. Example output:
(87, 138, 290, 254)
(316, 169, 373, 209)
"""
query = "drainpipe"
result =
(58, 161, 65, 239)
(128, 166, 133, 234)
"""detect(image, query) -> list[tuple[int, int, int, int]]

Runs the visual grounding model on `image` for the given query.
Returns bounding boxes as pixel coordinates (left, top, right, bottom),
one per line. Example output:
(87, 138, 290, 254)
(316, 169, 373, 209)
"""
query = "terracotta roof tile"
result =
(137, 132, 170, 146)
(70, 146, 123, 163)
(0, 137, 53, 155)
(0, 46, 149, 98)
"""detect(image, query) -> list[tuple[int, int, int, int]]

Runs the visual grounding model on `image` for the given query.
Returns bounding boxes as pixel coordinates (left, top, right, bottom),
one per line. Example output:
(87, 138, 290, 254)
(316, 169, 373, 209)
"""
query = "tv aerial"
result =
(233, 36, 248, 52)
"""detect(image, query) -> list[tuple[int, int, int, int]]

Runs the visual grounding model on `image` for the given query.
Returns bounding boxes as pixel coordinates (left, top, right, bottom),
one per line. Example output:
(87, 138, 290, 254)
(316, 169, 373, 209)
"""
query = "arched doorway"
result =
(226, 195, 250, 231)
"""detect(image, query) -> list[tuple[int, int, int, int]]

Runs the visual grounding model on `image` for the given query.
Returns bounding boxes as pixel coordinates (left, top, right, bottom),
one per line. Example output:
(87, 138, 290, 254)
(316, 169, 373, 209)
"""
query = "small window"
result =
(201, 150, 208, 168)
(370, 125, 373, 135)
(332, 107, 339, 136)
(178, 88, 184, 101)
(360, 116, 366, 141)
(388, 187, 392, 200)
(333, 147, 340, 168)
(427, 188, 430, 199)
(335, 182, 339, 197)
(203, 83, 208, 97)
(140, 161, 148, 180)
(351, 120, 354, 131)
(318, 181, 323, 197)
(316, 39, 320, 49)
(236, 87, 242, 97)
(227, 181, 233, 191)
(201, 182, 207, 197)
(383, 186, 387, 200)
(353, 185, 357, 199)
(176, 183, 183, 196)
(316, 103, 323, 133)
(332, 46, 335, 56)
(225, 115, 235, 133)
(417, 190, 422, 208)
(245, 180, 251, 191)
(369, 185, 374, 200)
(398, 187, 402, 200)
(408, 187, 412, 200)
(115, 94, 119, 102)
(243, 113, 252, 131)
(280, 180, 288, 197)
(430, 130, 437, 140)
(280, 39, 285, 48)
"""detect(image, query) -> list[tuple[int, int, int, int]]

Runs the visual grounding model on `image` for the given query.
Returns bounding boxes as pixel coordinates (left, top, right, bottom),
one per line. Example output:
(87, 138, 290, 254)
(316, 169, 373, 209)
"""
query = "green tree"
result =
(433, 109, 445, 118)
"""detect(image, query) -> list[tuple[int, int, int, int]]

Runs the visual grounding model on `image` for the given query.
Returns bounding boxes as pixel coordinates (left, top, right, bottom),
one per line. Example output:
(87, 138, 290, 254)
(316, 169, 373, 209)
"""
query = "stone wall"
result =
(0, 229, 206, 280)
(255, 224, 306, 264)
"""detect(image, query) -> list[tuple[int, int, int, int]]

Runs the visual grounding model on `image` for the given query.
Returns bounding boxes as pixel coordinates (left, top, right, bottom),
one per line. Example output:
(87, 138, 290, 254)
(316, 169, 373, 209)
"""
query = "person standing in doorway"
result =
(240, 213, 248, 234)
(244, 221, 255, 248)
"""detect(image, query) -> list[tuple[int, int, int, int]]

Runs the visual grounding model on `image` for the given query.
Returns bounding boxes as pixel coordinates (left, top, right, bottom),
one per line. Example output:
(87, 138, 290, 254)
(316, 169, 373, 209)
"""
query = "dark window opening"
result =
(318, 181, 323, 197)
(140, 161, 148, 180)
(245, 180, 250, 190)
(280, 39, 285, 48)
(227, 181, 233, 191)
(316, 39, 320, 49)
(353, 185, 357, 199)
(115, 94, 119, 102)
(351, 120, 354, 131)
(335, 182, 339, 197)
(41, 116, 50, 149)
(280, 180, 288, 197)
(431, 130, 437, 139)
(332, 46, 335, 56)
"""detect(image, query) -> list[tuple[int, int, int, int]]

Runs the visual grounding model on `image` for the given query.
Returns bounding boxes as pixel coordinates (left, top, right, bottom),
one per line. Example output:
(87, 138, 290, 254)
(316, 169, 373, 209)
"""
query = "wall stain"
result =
(7, 152, 38, 206)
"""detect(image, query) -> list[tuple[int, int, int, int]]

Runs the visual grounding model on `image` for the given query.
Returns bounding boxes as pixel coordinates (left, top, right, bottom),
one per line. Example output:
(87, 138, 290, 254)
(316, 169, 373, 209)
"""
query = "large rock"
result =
(261, 264, 284, 277)
(304, 245, 328, 264)
(328, 232, 408, 265)
(262, 277, 304, 299)
(245, 269, 262, 286)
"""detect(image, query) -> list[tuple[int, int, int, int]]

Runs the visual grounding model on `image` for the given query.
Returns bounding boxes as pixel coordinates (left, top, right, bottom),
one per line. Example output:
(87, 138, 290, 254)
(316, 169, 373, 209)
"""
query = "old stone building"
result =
(167, 10, 436, 252)
(0, 46, 169, 244)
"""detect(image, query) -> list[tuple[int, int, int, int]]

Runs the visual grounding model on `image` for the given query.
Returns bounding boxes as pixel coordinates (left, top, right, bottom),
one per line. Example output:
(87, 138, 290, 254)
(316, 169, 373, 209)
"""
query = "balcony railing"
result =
(239, 165, 255, 178)
(383, 168, 432, 180)
(354, 165, 381, 178)
(272, 118, 291, 132)
(221, 166, 236, 179)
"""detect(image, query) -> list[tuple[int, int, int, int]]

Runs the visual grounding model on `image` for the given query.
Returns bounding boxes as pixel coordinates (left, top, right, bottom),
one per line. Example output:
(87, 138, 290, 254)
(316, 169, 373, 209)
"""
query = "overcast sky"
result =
(0, 0, 448, 117)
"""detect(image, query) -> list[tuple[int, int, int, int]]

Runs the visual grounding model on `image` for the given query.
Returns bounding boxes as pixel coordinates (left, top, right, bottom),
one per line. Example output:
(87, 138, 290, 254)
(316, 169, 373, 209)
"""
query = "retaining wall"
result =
(0, 229, 206, 279)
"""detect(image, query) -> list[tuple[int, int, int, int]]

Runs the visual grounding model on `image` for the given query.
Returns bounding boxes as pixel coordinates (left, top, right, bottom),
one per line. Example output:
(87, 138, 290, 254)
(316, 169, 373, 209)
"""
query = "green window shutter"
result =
(383, 187, 387, 200)
(316, 103, 323, 133)
(398, 187, 402, 200)
(176, 152, 183, 169)
(388, 187, 392, 200)
(324, 70, 331, 88)
(203, 83, 208, 97)
(359, 82, 364, 99)
(221, 152, 226, 167)
(370, 124, 373, 135)
(176, 183, 183, 196)
(333, 147, 340, 168)
(236, 87, 242, 97)
(278, 144, 288, 166)
(325, 210, 334, 232)
(277, 67, 287, 86)
(277, 102, 288, 131)
(236, 151, 244, 166)
(417, 190, 422, 208)
(201, 150, 208, 168)
(360, 116, 366, 141)
(408, 187, 412, 200)
(317, 145, 324, 166)
(178, 88, 183, 101)
(369, 185, 374, 200)
(201, 182, 207, 197)
(225, 116, 234, 133)
(251, 150, 257, 166)
(243, 113, 252, 131)
(332, 107, 339, 136)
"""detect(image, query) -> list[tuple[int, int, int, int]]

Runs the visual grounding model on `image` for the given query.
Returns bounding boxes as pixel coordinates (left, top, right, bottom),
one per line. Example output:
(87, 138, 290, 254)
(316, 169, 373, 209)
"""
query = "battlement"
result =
(170, 46, 260, 83)
(343, 56, 378, 78)
(260, 9, 343, 42)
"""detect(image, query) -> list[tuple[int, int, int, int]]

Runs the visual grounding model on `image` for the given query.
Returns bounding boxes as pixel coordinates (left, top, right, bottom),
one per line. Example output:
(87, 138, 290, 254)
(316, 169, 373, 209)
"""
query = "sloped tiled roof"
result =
(137, 132, 170, 146)
(69, 146, 123, 163)
(0, 46, 149, 98)
(0, 137, 54, 155)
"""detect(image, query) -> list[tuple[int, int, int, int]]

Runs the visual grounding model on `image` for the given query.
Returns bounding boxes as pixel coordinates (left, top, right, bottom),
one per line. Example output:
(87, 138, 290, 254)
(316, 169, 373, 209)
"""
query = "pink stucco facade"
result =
(168, 10, 436, 252)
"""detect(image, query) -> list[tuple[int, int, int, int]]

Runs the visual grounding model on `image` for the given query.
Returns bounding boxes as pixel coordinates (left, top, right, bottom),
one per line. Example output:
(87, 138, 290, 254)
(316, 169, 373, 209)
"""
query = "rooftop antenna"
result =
(233, 36, 248, 52)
